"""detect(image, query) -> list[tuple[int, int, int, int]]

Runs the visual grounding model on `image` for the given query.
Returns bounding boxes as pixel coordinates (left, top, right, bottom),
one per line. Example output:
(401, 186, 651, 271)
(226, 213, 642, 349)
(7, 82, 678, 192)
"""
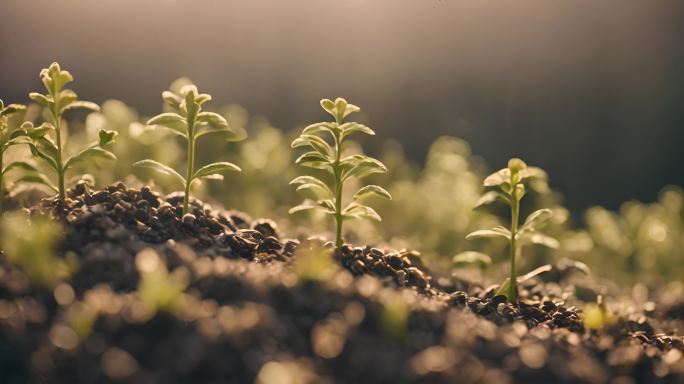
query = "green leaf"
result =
(292, 135, 333, 157)
(521, 208, 553, 231)
(518, 232, 559, 249)
(289, 199, 334, 215)
(14, 173, 58, 192)
(196, 112, 229, 130)
(353, 185, 392, 200)
(61, 101, 100, 113)
(483, 168, 510, 187)
(29, 92, 52, 107)
(147, 113, 187, 137)
(465, 226, 512, 240)
(98, 130, 117, 147)
(290, 176, 333, 197)
(0, 103, 26, 117)
(192, 162, 241, 180)
(64, 147, 116, 169)
(196, 128, 245, 141)
(342, 203, 382, 221)
(474, 191, 503, 208)
(302, 122, 339, 138)
(26, 123, 54, 139)
(162, 91, 182, 111)
(295, 151, 333, 171)
(339, 122, 375, 140)
(133, 159, 186, 187)
(341, 157, 387, 181)
(453, 251, 492, 266)
(28, 143, 58, 171)
(56, 89, 78, 112)
(2, 161, 39, 176)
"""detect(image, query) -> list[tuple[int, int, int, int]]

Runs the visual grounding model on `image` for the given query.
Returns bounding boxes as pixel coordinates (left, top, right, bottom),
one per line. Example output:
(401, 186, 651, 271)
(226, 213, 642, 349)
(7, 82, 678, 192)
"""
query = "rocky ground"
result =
(0, 183, 683, 383)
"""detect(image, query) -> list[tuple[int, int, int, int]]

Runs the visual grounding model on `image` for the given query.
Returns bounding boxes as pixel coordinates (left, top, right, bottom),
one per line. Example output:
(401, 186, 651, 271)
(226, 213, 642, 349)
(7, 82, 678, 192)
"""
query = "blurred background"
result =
(2, 0, 683, 213)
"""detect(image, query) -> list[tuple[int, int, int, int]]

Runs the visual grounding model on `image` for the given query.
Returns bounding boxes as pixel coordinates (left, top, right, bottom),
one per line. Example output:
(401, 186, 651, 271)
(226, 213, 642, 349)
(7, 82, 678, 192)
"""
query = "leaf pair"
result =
(135, 81, 245, 214)
(290, 97, 391, 247)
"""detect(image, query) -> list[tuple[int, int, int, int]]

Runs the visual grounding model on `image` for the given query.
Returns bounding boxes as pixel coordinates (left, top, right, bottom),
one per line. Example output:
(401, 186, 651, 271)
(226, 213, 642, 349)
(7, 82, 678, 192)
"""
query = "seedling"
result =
(289, 98, 391, 247)
(466, 158, 559, 300)
(26, 62, 117, 203)
(134, 83, 244, 214)
(0, 100, 32, 212)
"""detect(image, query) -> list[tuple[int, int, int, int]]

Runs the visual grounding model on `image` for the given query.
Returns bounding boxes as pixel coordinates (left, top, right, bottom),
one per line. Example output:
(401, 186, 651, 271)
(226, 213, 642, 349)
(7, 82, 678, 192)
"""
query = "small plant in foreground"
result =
(134, 83, 244, 214)
(0, 100, 33, 212)
(26, 62, 117, 203)
(290, 98, 391, 247)
(466, 158, 559, 300)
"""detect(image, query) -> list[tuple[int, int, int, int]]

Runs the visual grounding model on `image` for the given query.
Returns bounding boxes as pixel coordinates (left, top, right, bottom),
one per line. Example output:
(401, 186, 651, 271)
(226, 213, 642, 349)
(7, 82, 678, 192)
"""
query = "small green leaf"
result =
(2, 161, 39, 176)
(521, 208, 553, 231)
(56, 89, 78, 112)
(98, 130, 117, 147)
(353, 185, 392, 200)
(192, 162, 241, 180)
(290, 176, 333, 197)
(28, 143, 59, 171)
(64, 147, 116, 169)
(474, 191, 501, 208)
(483, 169, 510, 187)
(29, 92, 52, 107)
(162, 91, 182, 110)
(14, 173, 58, 192)
(342, 157, 387, 180)
(293, 134, 333, 157)
(340, 122, 374, 140)
(466, 227, 512, 240)
(302, 122, 337, 136)
(453, 251, 492, 266)
(518, 232, 559, 249)
(289, 199, 334, 215)
(61, 101, 100, 113)
(147, 112, 187, 137)
(342, 203, 382, 221)
(133, 159, 185, 187)
(196, 112, 229, 130)
(0, 103, 26, 117)
(195, 128, 245, 141)
(295, 151, 333, 171)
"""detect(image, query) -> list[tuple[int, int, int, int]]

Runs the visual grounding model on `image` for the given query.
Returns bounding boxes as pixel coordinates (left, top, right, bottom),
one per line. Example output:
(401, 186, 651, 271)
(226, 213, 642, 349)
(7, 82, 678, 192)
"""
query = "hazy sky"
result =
(2, 0, 683, 211)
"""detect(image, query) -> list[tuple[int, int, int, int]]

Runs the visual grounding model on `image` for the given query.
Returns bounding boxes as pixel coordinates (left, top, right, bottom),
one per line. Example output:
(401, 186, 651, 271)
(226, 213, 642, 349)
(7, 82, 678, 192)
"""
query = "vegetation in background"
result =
(134, 82, 244, 214)
(467, 158, 559, 300)
(0, 212, 71, 287)
(25, 62, 117, 203)
(0, 100, 31, 212)
(290, 98, 391, 247)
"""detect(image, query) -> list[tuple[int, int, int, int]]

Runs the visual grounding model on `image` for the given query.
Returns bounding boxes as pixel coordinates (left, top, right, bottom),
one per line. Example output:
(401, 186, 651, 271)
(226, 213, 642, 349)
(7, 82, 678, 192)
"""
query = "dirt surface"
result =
(1, 184, 683, 383)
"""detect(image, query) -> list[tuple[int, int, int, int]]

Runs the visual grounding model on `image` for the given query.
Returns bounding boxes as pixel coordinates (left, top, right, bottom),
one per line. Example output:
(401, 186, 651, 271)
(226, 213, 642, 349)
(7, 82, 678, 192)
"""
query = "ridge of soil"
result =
(0, 183, 682, 383)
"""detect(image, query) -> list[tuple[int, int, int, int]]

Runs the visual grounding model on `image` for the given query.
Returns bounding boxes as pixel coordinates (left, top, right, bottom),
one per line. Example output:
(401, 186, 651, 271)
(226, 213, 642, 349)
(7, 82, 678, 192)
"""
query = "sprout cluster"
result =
(0, 100, 29, 212)
(134, 83, 244, 214)
(289, 98, 391, 247)
(467, 158, 559, 300)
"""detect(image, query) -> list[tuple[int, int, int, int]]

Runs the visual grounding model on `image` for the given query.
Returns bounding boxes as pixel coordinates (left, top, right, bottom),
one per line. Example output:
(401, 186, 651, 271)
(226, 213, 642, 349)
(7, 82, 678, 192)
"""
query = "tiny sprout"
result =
(289, 98, 391, 247)
(26, 62, 117, 203)
(0, 212, 72, 288)
(466, 158, 559, 300)
(134, 83, 244, 214)
(584, 295, 616, 330)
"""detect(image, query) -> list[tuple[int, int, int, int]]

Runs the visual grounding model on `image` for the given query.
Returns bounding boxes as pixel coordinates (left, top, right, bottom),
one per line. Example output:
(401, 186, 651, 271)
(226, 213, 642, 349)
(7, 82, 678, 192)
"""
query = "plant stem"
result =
(333, 133, 344, 247)
(508, 187, 520, 300)
(53, 108, 65, 203)
(183, 118, 196, 215)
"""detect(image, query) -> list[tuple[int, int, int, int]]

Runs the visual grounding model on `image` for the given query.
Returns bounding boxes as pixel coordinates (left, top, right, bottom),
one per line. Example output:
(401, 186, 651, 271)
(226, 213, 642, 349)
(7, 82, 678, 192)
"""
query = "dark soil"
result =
(1, 183, 683, 383)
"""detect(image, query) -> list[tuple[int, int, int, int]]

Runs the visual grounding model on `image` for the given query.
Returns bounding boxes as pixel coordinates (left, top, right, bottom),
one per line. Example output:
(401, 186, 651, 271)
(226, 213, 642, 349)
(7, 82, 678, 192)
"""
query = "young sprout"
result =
(0, 100, 30, 212)
(26, 62, 117, 203)
(134, 83, 244, 214)
(289, 98, 391, 247)
(466, 158, 559, 300)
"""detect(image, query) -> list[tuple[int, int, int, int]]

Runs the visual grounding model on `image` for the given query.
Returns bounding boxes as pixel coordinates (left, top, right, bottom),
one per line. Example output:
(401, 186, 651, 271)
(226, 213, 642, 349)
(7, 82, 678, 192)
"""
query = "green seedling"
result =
(289, 98, 391, 247)
(26, 62, 117, 203)
(466, 158, 559, 300)
(0, 100, 33, 212)
(134, 83, 244, 214)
